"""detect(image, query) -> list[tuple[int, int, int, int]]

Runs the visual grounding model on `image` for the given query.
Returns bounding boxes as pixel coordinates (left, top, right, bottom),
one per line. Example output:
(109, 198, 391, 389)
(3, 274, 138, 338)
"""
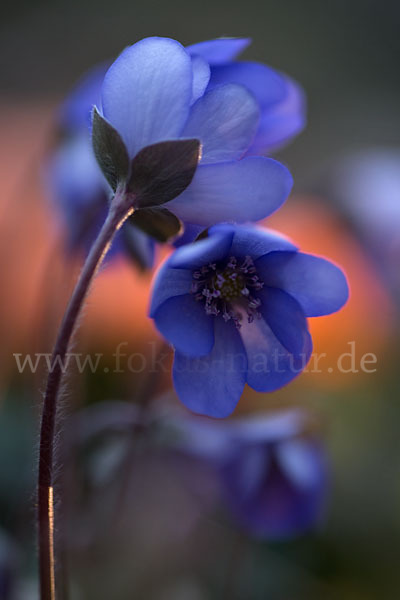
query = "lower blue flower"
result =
(170, 409, 327, 539)
(220, 414, 327, 538)
(150, 224, 349, 417)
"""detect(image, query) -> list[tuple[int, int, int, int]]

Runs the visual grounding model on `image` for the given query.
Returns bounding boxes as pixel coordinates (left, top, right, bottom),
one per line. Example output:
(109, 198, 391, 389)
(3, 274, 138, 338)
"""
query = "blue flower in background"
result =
(150, 224, 348, 417)
(171, 410, 327, 538)
(58, 61, 109, 133)
(315, 148, 400, 304)
(47, 134, 155, 269)
(220, 412, 327, 538)
(49, 63, 156, 268)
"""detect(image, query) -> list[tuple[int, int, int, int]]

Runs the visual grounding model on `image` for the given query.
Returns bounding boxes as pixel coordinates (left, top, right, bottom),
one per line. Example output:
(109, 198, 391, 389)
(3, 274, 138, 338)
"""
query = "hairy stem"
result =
(38, 189, 133, 600)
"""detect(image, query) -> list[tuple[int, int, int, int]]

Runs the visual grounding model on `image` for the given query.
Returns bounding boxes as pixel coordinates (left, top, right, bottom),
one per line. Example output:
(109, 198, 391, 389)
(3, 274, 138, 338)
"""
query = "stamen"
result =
(191, 256, 264, 329)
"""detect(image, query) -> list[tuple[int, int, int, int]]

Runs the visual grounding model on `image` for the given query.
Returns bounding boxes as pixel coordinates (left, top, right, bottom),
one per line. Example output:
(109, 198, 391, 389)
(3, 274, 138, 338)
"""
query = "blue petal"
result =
(47, 134, 109, 252)
(48, 136, 123, 260)
(239, 309, 312, 392)
(173, 318, 247, 417)
(182, 84, 259, 163)
(101, 37, 193, 158)
(255, 251, 349, 317)
(277, 438, 325, 490)
(167, 157, 293, 227)
(173, 223, 203, 248)
(168, 230, 234, 269)
(149, 262, 193, 315)
(122, 224, 155, 270)
(217, 224, 297, 260)
(270, 439, 327, 537)
(209, 62, 286, 109)
(222, 439, 326, 538)
(259, 287, 309, 359)
(227, 410, 305, 444)
(153, 294, 214, 357)
(190, 54, 210, 104)
(186, 38, 251, 65)
(223, 444, 270, 498)
(49, 135, 105, 212)
(248, 76, 306, 154)
(59, 62, 108, 132)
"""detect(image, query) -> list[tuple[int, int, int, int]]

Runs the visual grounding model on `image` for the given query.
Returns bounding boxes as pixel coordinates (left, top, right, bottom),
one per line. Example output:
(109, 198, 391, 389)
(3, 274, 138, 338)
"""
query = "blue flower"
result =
(60, 37, 305, 156)
(150, 224, 349, 417)
(58, 61, 109, 133)
(170, 410, 327, 539)
(50, 36, 298, 260)
(317, 148, 400, 303)
(47, 134, 155, 269)
(96, 36, 293, 228)
(50, 66, 157, 265)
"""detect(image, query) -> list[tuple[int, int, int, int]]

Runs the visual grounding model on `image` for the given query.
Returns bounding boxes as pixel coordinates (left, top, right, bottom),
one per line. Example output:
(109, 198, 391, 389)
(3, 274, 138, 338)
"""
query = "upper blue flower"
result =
(95, 36, 293, 228)
(60, 37, 305, 156)
(150, 224, 349, 417)
(170, 409, 327, 539)
(50, 36, 303, 260)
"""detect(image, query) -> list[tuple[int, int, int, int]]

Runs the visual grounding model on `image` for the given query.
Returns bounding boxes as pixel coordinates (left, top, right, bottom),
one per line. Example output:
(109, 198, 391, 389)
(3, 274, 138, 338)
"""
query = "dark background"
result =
(1, 0, 400, 179)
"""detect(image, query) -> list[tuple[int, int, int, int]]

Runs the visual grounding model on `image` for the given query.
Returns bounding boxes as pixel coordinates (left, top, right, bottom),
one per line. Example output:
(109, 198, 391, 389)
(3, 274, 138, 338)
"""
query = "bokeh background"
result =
(1, 1, 400, 598)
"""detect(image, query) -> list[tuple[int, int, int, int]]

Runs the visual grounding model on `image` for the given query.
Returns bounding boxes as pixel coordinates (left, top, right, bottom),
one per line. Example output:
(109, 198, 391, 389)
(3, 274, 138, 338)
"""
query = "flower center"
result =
(191, 256, 264, 328)
(212, 269, 245, 301)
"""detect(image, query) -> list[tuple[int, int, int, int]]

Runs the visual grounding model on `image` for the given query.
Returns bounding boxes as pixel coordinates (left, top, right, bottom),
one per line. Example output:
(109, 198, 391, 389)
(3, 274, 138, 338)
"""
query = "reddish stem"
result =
(38, 190, 133, 600)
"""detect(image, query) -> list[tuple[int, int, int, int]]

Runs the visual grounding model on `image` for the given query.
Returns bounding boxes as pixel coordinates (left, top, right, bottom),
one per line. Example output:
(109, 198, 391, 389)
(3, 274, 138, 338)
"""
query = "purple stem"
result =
(37, 189, 133, 600)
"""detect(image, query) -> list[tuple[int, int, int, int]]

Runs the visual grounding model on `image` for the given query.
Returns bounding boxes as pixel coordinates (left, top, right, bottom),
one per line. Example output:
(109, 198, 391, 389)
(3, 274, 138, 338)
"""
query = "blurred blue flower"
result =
(150, 224, 348, 417)
(58, 61, 109, 133)
(171, 410, 327, 539)
(316, 148, 400, 303)
(47, 134, 155, 268)
(49, 63, 157, 266)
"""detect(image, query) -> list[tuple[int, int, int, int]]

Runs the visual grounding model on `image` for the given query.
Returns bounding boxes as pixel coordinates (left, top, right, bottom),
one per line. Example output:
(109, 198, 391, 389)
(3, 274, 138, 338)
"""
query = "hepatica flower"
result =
(318, 149, 400, 301)
(49, 36, 303, 259)
(91, 36, 294, 237)
(171, 410, 327, 538)
(60, 36, 305, 155)
(222, 412, 327, 538)
(150, 224, 348, 417)
(49, 72, 155, 269)
(48, 134, 155, 268)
